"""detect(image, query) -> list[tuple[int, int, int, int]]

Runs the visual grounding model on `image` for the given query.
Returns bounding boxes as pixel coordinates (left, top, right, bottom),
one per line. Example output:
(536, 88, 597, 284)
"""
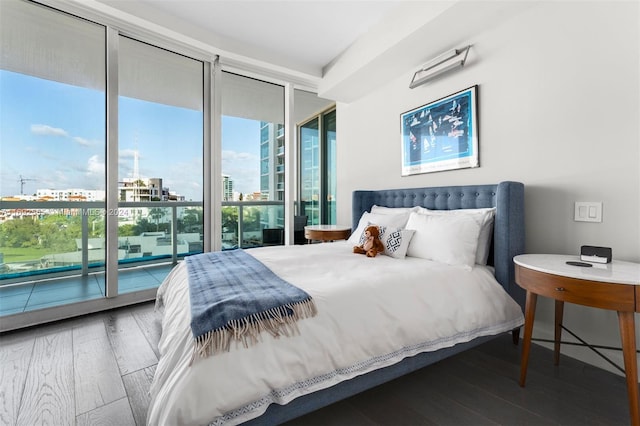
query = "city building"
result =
(222, 174, 233, 201)
(35, 188, 106, 202)
(119, 177, 168, 202)
(259, 122, 285, 202)
(259, 122, 285, 229)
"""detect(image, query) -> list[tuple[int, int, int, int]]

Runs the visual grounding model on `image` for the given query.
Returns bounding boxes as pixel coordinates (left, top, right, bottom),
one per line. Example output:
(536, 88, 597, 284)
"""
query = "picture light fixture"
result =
(409, 45, 471, 89)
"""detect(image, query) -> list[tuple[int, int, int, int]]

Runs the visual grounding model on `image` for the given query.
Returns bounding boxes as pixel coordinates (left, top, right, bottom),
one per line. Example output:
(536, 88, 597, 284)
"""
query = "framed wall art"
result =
(401, 85, 478, 176)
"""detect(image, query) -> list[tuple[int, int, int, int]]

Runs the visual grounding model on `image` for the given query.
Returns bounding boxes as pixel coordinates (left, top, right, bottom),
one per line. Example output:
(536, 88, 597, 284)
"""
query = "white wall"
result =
(336, 1, 639, 375)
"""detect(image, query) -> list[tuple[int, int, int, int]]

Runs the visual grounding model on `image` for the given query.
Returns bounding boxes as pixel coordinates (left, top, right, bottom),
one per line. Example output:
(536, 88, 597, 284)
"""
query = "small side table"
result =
(514, 254, 640, 425)
(304, 225, 351, 242)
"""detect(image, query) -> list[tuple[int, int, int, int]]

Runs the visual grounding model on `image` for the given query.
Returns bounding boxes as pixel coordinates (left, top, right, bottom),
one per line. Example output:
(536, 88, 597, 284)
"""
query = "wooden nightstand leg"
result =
(554, 300, 564, 366)
(519, 290, 537, 387)
(512, 328, 520, 345)
(617, 311, 640, 426)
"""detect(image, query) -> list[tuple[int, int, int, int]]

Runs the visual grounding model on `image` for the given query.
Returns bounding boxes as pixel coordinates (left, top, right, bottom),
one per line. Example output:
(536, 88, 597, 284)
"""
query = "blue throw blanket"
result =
(185, 249, 316, 361)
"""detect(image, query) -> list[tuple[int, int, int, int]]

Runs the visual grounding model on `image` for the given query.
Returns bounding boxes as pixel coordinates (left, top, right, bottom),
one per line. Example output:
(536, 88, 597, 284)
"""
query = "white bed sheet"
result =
(148, 242, 524, 425)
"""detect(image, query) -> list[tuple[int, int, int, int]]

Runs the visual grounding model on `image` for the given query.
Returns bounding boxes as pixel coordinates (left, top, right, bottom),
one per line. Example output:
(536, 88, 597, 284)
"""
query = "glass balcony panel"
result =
(0, 204, 106, 314)
(118, 206, 172, 263)
(0, 205, 106, 280)
(0, 201, 202, 316)
(220, 202, 284, 249)
(177, 206, 204, 256)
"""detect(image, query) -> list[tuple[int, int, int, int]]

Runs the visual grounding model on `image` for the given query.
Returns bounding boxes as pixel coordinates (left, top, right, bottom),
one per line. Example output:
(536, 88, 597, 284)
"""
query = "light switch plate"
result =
(574, 202, 602, 222)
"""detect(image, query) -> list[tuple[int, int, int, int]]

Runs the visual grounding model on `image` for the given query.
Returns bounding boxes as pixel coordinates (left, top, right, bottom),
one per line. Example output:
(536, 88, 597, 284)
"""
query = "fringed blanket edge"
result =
(190, 298, 317, 364)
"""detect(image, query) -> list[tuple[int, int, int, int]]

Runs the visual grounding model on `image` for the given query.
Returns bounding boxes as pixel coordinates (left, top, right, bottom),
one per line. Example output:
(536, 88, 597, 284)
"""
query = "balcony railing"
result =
(0, 200, 286, 283)
(221, 200, 284, 249)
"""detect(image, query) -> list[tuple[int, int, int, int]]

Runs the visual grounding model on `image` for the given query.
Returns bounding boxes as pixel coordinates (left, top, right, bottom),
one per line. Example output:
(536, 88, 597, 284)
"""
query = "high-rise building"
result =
(222, 174, 233, 201)
(259, 122, 285, 202)
(259, 122, 285, 229)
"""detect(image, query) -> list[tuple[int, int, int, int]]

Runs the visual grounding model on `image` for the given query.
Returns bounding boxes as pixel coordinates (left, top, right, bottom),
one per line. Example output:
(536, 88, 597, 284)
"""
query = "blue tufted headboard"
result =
(352, 181, 525, 310)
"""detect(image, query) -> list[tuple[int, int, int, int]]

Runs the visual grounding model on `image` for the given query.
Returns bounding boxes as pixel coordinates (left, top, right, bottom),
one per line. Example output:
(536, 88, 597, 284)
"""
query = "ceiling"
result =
(97, 0, 404, 76)
(90, 0, 531, 101)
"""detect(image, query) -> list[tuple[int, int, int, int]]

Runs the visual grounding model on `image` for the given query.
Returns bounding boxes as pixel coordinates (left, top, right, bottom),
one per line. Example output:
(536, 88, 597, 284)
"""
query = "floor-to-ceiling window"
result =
(0, 0, 335, 329)
(0, 0, 204, 321)
(323, 109, 337, 224)
(299, 118, 320, 224)
(220, 72, 284, 248)
(0, 0, 107, 313)
(298, 107, 337, 225)
(117, 36, 204, 293)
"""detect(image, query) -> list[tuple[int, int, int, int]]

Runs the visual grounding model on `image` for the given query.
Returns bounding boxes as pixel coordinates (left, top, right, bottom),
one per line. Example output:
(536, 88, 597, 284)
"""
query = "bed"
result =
(148, 181, 526, 425)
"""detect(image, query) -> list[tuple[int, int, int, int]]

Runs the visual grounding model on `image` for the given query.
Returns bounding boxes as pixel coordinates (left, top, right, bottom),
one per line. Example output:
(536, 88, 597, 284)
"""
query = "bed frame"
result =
(247, 181, 525, 425)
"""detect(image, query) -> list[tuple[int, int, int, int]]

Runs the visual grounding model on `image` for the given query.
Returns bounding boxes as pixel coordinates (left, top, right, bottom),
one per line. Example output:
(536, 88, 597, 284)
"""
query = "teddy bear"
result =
(353, 225, 385, 257)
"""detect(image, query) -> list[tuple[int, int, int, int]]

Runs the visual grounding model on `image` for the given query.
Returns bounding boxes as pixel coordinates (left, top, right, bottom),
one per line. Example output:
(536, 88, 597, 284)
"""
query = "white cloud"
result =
(31, 124, 68, 137)
(164, 157, 204, 201)
(221, 150, 260, 195)
(222, 150, 254, 161)
(87, 155, 105, 176)
(73, 136, 94, 147)
(54, 170, 69, 186)
(33, 170, 67, 190)
(119, 149, 141, 159)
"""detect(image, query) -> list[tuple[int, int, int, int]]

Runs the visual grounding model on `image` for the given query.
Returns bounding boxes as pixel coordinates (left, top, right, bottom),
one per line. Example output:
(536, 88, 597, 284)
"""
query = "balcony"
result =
(0, 200, 285, 317)
(221, 200, 284, 249)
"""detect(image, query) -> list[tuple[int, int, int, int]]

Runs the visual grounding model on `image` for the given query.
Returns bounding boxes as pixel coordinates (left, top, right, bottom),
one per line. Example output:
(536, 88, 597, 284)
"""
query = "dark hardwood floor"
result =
(0, 301, 632, 425)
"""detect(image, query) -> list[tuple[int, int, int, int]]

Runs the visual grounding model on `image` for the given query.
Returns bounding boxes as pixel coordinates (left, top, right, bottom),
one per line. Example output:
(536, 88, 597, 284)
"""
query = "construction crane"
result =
(18, 175, 36, 195)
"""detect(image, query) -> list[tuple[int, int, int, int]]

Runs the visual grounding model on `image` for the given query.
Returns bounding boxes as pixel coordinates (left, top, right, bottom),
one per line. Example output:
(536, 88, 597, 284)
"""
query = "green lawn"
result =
(0, 246, 60, 264)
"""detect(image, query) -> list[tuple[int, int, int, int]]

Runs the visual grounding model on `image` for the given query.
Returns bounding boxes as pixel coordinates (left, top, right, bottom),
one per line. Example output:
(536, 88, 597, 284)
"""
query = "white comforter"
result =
(148, 242, 524, 425)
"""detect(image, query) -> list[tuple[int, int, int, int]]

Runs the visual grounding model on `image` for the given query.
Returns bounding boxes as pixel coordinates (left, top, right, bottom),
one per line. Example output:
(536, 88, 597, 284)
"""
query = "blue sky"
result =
(0, 70, 261, 201)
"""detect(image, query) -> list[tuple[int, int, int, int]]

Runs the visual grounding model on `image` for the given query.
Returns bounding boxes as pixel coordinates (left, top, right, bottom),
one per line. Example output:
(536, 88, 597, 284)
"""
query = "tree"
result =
(148, 208, 166, 231)
(118, 224, 138, 237)
(221, 206, 238, 233)
(39, 214, 81, 252)
(180, 209, 201, 233)
(242, 207, 261, 231)
(0, 217, 40, 248)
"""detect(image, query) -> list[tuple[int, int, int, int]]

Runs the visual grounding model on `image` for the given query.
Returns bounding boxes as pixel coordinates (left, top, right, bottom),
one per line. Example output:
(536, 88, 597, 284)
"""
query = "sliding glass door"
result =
(117, 36, 204, 293)
(0, 0, 204, 318)
(298, 108, 336, 226)
(0, 0, 107, 313)
(220, 72, 284, 249)
(299, 118, 320, 225)
(323, 110, 337, 224)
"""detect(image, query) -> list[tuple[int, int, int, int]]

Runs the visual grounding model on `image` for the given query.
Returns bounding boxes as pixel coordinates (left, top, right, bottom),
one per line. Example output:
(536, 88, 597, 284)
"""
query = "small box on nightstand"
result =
(580, 245, 612, 264)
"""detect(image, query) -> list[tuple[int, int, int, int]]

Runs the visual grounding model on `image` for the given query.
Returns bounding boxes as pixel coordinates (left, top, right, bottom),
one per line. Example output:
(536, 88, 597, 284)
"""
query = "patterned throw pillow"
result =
(381, 227, 415, 259)
(347, 211, 411, 245)
(357, 223, 415, 259)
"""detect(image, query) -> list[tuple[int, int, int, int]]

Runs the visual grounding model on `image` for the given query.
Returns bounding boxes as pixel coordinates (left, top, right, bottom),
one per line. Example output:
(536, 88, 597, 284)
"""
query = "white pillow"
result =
(354, 223, 415, 259)
(371, 205, 420, 215)
(347, 211, 411, 245)
(405, 212, 482, 270)
(414, 207, 495, 265)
